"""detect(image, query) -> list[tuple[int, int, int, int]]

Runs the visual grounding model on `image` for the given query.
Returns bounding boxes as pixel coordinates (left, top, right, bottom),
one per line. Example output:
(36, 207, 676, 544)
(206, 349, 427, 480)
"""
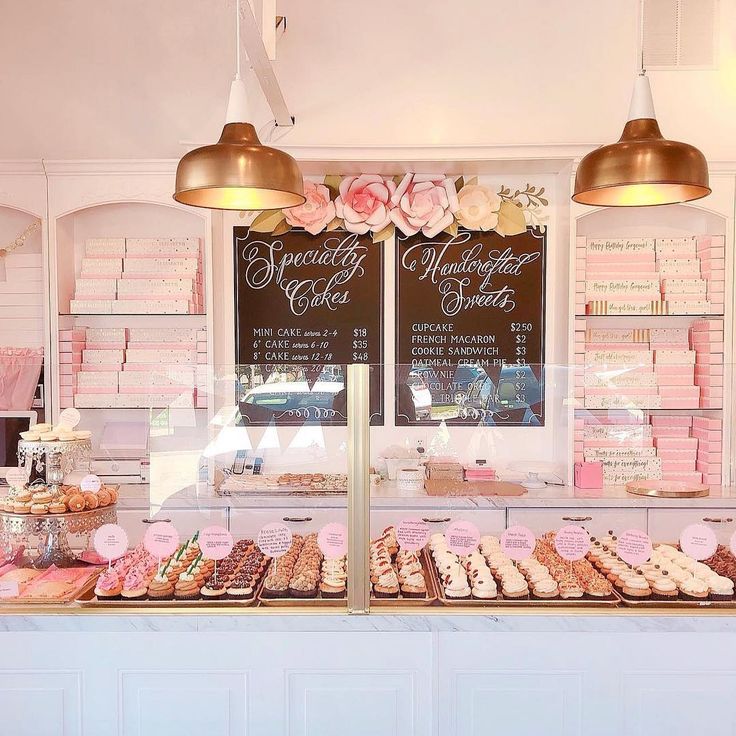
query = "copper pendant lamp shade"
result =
(573, 75, 710, 207)
(173, 0, 304, 211)
(174, 122, 305, 211)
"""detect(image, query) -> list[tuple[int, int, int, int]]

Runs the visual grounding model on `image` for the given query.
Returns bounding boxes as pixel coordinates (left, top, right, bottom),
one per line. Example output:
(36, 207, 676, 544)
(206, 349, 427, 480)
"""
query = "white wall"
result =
(0, 0, 735, 159)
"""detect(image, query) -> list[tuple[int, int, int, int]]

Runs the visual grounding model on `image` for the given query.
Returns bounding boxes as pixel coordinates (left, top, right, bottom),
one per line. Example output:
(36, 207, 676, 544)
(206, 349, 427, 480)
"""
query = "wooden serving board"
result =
(424, 480, 527, 496)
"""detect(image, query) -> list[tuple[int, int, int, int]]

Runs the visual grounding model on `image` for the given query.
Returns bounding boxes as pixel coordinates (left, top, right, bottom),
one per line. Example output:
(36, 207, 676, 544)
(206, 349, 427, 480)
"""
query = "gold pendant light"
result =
(573, 1, 709, 207)
(174, 1, 304, 211)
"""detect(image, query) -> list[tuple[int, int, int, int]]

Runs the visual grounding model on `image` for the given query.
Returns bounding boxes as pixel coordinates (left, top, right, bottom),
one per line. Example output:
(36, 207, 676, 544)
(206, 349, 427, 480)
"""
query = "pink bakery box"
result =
(59, 399, 74, 408)
(59, 375, 76, 387)
(703, 474, 722, 485)
(690, 319, 723, 331)
(126, 342, 197, 350)
(655, 374, 695, 387)
(80, 363, 122, 372)
(654, 363, 694, 376)
(700, 400, 721, 409)
(690, 332, 725, 344)
(695, 353, 723, 365)
(59, 329, 86, 341)
(694, 366, 723, 379)
(661, 399, 701, 409)
(651, 426, 691, 438)
(84, 341, 126, 350)
(657, 448, 697, 462)
(574, 441, 584, 453)
(654, 437, 698, 450)
(574, 461, 604, 489)
(661, 461, 698, 473)
(575, 418, 585, 429)
(118, 386, 189, 395)
(586, 263, 658, 274)
(700, 387, 724, 400)
(586, 387, 659, 397)
(72, 386, 118, 394)
(59, 341, 85, 353)
(59, 354, 82, 365)
(59, 365, 76, 376)
(697, 450, 722, 464)
(584, 438, 654, 448)
(697, 460, 722, 474)
(694, 437, 722, 452)
(658, 386, 699, 400)
(585, 252, 655, 262)
(585, 342, 651, 351)
(691, 428, 722, 443)
(692, 416, 722, 430)
(650, 415, 692, 427)
(662, 471, 703, 483)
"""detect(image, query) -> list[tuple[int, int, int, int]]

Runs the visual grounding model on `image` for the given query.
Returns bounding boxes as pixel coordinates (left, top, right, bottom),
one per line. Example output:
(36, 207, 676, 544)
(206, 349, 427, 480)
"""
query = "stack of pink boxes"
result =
(573, 415, 722, 486)
(578, 327, 699, 410)
(577, 235, 724, 316)
(691, 319, 724, 409)
(58, 327, 207, 408)
(69, 238, 203, 314)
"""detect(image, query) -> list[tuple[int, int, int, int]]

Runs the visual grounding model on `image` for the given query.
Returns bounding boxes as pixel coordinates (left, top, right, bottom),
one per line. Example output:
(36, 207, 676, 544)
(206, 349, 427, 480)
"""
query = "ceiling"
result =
(1, 0, 735, 161)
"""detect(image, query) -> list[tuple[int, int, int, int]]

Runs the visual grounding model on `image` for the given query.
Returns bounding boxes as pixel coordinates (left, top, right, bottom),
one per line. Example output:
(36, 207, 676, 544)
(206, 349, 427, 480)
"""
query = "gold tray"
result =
(626, 480, 709, 498)
(1, 570, 101, 605)
(257, 558, 346, 607)
(76, 563, 267, 608)
(427, 550, 620, 607)
(370, 548, 438, 607)
(616, 594, 736, 608)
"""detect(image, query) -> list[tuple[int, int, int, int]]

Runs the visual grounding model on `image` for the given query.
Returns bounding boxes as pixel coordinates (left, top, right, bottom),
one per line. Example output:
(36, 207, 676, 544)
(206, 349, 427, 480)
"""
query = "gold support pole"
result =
(347, 364, 370, 614)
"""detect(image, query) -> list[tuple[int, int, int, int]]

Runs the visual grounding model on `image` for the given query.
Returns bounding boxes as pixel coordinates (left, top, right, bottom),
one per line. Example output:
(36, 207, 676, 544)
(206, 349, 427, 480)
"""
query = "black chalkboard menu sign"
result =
(395, 228, 545, 426)
(234, 227, 383, 425)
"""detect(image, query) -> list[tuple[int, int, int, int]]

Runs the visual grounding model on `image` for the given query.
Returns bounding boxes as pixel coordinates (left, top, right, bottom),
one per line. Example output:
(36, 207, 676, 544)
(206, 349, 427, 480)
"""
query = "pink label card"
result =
(680, 524, 717, 560)
(5, 467, 28, 486)
(500, 525, 536, 561)
(396, 518, 431, 552)
(257, 522, 293, 558)
(554, 525, 590, 561)
(94, 523, 129, 562)
(143, 521, 180, 559)
(445, 520, 481, 555)
(58, 407, 81, 429)
(617, 529, 653, 565)
(199, 525, 234, 560)
(80, 474, 102, 493)
(0, 580, 19, 598)
(317, 522, 348, 559)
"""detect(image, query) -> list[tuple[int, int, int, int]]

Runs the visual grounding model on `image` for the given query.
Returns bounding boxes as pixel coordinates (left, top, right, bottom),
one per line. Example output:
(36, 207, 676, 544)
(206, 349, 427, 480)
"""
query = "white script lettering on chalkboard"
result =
(237, 232, 368, 316)
(401, 232, 541, 317)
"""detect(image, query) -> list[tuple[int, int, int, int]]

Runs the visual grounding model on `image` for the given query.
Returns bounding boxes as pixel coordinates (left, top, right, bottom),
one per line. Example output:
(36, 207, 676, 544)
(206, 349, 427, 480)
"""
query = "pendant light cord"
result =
(235, 0, 241, 80)
(639, 0, 646, 75)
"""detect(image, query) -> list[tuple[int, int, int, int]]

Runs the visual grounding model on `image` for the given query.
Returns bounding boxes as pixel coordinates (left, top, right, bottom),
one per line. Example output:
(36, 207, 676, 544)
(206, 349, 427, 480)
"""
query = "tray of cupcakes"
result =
(428, 531, 619, 606)
(259, 533, 347, 605)
(369, 526, 436, 605)
(587, 535, 736, 607)
(77, 533, 269, 606)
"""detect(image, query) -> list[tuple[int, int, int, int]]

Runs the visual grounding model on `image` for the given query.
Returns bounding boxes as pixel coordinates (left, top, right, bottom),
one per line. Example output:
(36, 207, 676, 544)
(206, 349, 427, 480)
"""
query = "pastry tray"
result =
(615, 593, 736, 608)
(257, 559, 346, 607)
(427, 553, 621, 607)
(1, 571, 101, 605)
(370, 548, 438, 607)
(76, 565, 267, 608)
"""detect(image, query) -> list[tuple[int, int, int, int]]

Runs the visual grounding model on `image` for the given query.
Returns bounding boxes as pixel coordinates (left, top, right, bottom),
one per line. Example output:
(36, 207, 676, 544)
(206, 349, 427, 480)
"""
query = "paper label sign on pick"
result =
(80, 474, 102, 493)
(554, 525, 590, 561)
(144, 521, 180, 559)
(5, 468, 28, 487)
(730, 530, 736, 558)
(501, 525, 536, 561)
(257, 522, 293, 558)
(445, 520, 481, 555)
(199, 525, 234, 560)
(0, 581, 19, 599)
(58, 408, 81, 429)
(396, 518, 430, 552)
(317, 522, 348, 559)
(94, 524, 128, 562)
(680, 523, 717, 560)
(617, 529, 653, 566)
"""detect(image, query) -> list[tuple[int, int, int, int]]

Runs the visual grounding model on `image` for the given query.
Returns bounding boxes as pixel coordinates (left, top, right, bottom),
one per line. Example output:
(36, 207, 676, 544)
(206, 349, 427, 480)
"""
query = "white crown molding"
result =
(0, 160, 47, 175)
(42, 159, 179, 176)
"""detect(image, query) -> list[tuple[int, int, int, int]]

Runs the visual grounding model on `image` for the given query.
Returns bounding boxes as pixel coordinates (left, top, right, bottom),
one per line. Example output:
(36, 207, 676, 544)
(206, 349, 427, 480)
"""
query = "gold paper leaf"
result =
(271, 219, 291, 237)
(323, 174, 342, 199)
(495, 200, 527, 237)
(249, 209, 286, 233)
(444, 221, 459, 237)
(372, 222, 394, 243)
(326, 217, 342, 231)
(465, 176, 479, 187)
(392, 174, 404, 186)
(454, 176, 464, 193)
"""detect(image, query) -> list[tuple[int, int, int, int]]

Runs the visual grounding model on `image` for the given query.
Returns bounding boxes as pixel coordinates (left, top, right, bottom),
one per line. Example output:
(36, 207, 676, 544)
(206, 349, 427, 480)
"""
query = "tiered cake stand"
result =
(5, 436, 112, 567)
(0, 506, 117, 568)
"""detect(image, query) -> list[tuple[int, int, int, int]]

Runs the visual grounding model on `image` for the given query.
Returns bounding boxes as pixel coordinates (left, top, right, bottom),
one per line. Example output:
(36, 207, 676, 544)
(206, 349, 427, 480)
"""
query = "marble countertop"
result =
(2, 611, 736, 633)
(116, 482, 736, 511)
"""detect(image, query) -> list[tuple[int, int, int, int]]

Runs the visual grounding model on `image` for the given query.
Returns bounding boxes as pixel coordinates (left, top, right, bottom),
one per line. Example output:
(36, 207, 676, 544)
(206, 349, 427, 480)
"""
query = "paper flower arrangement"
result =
(248, 174, 548, 242)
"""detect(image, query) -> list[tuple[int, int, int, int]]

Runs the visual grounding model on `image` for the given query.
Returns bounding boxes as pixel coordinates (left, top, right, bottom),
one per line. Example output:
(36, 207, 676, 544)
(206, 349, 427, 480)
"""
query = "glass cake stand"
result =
(0, 506, 117, 568)
(17, 438, 92, 495)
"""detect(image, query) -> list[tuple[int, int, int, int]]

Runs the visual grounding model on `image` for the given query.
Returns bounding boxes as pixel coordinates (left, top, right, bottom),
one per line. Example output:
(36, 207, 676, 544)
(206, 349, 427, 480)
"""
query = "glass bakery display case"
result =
(1, 355, 735, 613)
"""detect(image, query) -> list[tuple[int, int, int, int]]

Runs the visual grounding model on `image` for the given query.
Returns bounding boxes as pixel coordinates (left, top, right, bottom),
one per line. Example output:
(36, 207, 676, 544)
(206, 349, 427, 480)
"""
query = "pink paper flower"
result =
(456, 184, 502, 231)
(283, 180, 336, 235)
(389, 174, 458, 238)
(335, 175, 396, 234)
